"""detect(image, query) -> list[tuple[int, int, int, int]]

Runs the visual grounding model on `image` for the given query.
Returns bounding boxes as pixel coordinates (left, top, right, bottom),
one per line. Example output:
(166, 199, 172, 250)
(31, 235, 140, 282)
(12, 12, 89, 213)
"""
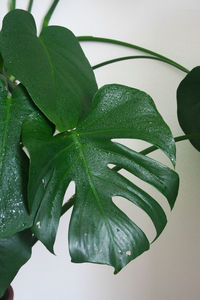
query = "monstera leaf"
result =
(22, 84, 179, 272)
(0, 9, 98, 132)
(177, 66, 200, 151)
(0, 230, 35, 298)
(0, 81, 37, 238)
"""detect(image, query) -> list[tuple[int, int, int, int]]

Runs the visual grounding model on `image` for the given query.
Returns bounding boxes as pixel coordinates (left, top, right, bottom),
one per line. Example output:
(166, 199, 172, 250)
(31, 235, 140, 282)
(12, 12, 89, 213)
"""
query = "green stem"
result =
(62, 133, 200, 212)
(41, 0, 60, 31)
(141, 133, 200, 155)
(92, 55, 178, 70)
(27, 0, 34, 13)
(61, 194, 75, 216)
(78, 36, 190, 74)
(9, 0, 16, 11)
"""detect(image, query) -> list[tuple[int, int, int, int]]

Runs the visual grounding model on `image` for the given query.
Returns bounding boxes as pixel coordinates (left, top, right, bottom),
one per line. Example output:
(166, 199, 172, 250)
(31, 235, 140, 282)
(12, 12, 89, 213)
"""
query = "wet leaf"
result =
(23, 84, 179, 272)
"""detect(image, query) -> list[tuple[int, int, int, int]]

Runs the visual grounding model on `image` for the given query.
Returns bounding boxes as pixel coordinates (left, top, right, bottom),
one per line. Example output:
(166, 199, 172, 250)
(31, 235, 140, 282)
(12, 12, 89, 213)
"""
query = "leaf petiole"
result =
(9, 0, 16, 11)
(27, 0, 34, 13)
(92, 55, 182, 71)
(78, 36, 190, 74)
(61, 194, 75, 216)
(41, 0, 60, 31)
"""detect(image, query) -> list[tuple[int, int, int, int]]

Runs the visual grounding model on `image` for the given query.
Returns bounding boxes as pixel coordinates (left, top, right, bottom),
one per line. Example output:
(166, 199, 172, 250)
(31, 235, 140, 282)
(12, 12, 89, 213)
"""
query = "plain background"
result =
(0, 0, 200, 299)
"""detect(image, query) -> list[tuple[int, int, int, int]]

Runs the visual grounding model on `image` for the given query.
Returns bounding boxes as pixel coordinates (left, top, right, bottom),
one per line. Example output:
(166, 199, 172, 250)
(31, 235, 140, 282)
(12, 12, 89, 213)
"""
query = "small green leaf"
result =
(22, 84, 179, 272)
(0, 9, 98, 132)
(177, 66, 200, 151)
(0, 230, 35, 298)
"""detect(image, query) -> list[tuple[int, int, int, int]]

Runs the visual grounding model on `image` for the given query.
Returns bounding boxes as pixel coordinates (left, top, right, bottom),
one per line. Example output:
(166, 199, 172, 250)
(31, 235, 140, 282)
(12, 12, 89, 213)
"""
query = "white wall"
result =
(1, 0, 200, 299)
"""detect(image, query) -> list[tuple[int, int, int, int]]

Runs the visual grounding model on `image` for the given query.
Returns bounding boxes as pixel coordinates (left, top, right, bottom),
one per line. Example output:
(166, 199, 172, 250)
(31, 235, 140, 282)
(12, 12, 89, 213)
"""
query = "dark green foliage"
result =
(177, 66, 200, 151)
(22, 84, 179, 272)
(0, 3, 184, 295)
(0, 9, 98, 132)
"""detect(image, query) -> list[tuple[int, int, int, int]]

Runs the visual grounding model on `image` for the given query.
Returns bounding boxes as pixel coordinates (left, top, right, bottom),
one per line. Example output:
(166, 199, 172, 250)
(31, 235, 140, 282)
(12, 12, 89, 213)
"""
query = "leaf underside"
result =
(23, 84, 179, 273)
(0, 9, 98, 132)
(177, 66, 200, 151)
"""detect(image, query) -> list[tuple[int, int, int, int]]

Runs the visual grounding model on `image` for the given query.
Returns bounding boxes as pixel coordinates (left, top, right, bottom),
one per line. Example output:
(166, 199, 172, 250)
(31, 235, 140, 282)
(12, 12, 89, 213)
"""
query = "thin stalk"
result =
(27, 0, 34, 13)
(61, 194, 75, 216)
(62, 133, 200, 211)
(141, 133, 200, 155)
(92, 55, 178, 70)
(9, 0, 16, 11)
(41, 0, 60, 30)
(78, 36, 190, 74)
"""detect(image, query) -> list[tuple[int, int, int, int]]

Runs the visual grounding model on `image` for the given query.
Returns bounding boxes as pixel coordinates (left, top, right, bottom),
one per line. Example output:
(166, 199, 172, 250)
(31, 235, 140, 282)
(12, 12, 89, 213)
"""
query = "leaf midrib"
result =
(72, 132, 114, 235)
(38, 36, 56, 116)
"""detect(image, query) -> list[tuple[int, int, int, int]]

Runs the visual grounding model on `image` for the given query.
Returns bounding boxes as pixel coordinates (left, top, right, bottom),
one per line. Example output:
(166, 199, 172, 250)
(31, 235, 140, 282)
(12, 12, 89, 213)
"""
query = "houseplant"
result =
(2, 0, 199, 298)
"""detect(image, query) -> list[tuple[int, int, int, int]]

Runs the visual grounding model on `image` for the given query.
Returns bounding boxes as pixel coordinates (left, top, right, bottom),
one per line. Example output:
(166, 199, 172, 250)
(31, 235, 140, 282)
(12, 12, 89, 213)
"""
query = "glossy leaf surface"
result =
(23, 84, 179, 272)
(0, 230, 35, 297)
(177, 66, 200, 151)
(0, 9, 98, 132)
(0, 82, 37, 238)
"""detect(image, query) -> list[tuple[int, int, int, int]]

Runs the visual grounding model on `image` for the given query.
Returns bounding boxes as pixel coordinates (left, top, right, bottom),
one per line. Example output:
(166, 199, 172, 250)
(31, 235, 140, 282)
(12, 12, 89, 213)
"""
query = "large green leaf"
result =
(0, 82, 38, 238)
(0, 9, 98, 132)
(0, 230, 35, 298)
(177, 66, 200, 151)
(22, 84, 179, 272)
